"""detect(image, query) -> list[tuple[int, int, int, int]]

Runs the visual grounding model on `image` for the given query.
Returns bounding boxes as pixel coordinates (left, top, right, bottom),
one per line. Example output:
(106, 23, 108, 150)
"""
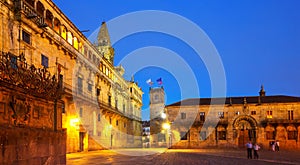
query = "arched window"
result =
(73, 37, 79, 50)
(67, 31, 73, 45)
(53, 18, 60, 34)
(36, 1, 45, 17)
(61, 25, 67, 40)
(45, 10, 53, 28)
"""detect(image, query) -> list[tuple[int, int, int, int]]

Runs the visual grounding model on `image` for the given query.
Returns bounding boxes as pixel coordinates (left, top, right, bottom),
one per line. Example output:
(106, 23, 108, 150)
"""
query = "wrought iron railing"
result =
(0, 51, 61, 100)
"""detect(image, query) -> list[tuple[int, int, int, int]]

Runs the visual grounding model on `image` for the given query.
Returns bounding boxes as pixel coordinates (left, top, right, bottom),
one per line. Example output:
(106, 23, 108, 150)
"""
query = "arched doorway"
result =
(233, 116, 258, 147)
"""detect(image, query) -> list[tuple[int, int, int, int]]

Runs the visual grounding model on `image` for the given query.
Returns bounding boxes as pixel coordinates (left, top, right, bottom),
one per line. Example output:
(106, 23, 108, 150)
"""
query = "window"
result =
(180, 132, 188, 140)
(123, 104, 126, 113)
(288, 131, 297, 140)
(22, 30, 31, 44)
(266, 131, 275, 140)
(251, 111, 256, 115)
(181, 113, 186, 119)
(108, 95, 111, 105)
(288, 110, 294, 120)
(79, 108, 83, 117)
(124, 123, 126, 128)
(218, 131, 226, 140)
(10, 55, 17, 69)
(97, 114, 101, 121)
(200, 112, 205, 121)
(199, 131, 207, 141)
(218, 112, 224, 118)
(59, 74, 63, 89)
(109, 118, 112, 124)
(96, 88, 100, 96)
(88, 83, 92, 92)
(115, 99, 118, 108)
(116, 120, 118, 126)
(267, 111, 272, 119)
(236, 111, 240, 115)
(77, 77, 83, 94)
(61, 103, 65, 113)
(41, 54, 48, 68)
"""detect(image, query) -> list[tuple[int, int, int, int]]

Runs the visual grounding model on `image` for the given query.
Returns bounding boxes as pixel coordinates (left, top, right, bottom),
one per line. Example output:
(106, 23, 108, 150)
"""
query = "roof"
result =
(166, 95, 300, 107)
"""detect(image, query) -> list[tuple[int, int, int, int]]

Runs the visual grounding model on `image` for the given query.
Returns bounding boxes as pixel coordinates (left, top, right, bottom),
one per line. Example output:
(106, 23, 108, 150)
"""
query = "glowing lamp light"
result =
(161, 112, 167, 119)
(70, 118, 79, 127)
(162, 123, 170, 130)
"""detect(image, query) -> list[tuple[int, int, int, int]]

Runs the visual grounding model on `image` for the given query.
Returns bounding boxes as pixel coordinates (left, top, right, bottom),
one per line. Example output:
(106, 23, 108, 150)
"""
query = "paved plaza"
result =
(67, 148, 300, 165)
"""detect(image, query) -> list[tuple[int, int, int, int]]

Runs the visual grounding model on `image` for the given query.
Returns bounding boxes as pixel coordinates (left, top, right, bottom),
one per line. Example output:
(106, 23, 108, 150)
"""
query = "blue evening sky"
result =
(52, 0, 300, 120)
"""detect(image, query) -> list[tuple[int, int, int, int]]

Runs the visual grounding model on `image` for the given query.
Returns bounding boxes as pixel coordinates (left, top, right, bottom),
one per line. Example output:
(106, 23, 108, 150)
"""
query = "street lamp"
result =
(161, 112, 167, 119)
(162, 122, 170, 130)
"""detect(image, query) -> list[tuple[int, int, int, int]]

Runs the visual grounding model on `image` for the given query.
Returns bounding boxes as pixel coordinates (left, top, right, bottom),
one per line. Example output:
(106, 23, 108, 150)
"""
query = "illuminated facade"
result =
(165, 87, 300, 150)
(0, 0, 142, 153)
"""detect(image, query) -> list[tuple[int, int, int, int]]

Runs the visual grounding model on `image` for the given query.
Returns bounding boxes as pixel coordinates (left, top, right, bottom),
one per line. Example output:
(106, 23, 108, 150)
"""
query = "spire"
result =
(97, 22, 111, 47)
(97, 21, 114, 64)
(259, 85, 266, 97)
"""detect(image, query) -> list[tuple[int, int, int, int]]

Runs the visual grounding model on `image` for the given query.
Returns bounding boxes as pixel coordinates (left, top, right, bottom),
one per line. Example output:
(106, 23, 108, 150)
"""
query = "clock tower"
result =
(150, 87, 165, 120)
(149, 87, 166, 147)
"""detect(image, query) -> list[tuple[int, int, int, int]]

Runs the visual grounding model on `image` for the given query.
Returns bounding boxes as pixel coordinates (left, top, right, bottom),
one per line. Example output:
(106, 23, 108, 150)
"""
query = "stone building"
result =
(154, 86, 300, 150)
(149, 87, 169, 147)
(0, 0, 143, 154)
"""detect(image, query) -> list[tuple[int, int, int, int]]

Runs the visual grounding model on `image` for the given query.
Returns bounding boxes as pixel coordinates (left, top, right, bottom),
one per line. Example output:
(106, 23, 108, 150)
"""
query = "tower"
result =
(150, 87, 165, 120)
(149, 87, 166, 147)
(97, 22, 114, 64)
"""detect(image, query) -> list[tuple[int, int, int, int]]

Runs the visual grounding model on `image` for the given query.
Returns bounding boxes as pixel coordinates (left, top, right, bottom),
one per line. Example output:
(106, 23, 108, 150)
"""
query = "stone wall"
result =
(0, 126, 66, 164)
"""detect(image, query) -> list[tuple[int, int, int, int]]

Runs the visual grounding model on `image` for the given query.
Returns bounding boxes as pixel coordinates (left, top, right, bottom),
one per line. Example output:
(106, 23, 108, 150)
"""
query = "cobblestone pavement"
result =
(67, 148, 300, 165)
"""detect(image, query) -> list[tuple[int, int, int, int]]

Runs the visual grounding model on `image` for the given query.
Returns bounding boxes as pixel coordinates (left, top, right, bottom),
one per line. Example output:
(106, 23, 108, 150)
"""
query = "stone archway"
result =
(233, 115, 258, 147)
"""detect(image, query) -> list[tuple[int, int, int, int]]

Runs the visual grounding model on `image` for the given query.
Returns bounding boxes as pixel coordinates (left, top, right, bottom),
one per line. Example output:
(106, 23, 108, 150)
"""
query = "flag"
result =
(156, 78, 163, 85)
(146, 79, 153, 86)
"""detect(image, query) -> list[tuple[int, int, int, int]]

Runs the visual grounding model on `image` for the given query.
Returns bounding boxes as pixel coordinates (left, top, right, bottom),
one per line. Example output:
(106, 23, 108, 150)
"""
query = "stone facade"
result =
(161, 87, 300, 150)
(0, 0, 143, 154)
(0, 49, 66, 163)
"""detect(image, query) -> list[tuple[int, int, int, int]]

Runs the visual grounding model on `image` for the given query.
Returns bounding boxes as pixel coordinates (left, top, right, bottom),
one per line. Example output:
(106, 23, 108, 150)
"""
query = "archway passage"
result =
(233, 116, 258, 147)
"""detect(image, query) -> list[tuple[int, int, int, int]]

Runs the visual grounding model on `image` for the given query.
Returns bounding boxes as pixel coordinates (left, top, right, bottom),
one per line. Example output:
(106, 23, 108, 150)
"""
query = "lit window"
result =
(267, 111, 272, 119)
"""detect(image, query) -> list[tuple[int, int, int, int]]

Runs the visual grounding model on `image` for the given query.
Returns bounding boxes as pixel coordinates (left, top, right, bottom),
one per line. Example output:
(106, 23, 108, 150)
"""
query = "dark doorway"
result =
(79, 132, 85, 151)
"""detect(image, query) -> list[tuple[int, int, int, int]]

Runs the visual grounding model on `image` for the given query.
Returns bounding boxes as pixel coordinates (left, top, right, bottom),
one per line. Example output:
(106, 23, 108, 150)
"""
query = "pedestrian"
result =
(245, 141, 253, 159)
(275, 140, 280, 152)
(253, 143, 260, 159)
(271, 141, 275, 151)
